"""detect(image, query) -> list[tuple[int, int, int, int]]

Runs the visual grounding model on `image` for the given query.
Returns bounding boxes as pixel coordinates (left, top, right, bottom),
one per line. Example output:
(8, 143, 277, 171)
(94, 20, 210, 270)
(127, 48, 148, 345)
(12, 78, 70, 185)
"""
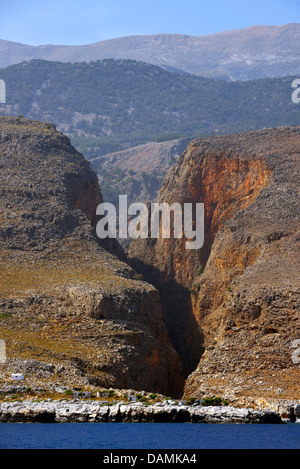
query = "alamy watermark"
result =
(291, 79, 300, 104)
(96, 195, 204, 249)
(290, 339, 300, 365)
(0, 79, 6, 104)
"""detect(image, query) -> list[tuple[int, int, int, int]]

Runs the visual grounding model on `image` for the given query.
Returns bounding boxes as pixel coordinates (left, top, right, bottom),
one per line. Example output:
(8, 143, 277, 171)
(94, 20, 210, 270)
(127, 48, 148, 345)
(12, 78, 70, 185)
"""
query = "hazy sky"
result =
(1, 0, 300, 45)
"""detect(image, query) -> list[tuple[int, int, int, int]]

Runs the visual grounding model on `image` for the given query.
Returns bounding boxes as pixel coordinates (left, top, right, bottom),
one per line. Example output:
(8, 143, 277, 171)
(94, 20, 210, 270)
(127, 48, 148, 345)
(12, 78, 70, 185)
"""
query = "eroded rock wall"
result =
(0, 117, 184, 397)
(128, 126, 300, 400)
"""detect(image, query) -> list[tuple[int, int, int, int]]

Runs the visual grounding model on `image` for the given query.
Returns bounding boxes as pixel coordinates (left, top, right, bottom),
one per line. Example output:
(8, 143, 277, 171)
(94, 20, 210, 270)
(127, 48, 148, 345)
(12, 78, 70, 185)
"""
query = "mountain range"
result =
(0, 59, 299, 159)
(1, 23, 300, 80)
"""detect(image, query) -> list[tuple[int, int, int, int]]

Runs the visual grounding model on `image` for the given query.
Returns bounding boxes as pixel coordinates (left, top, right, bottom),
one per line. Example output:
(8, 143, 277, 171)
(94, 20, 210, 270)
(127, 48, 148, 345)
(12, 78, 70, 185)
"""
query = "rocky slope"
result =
(90, 138, 192, 247)
(90, 138, 192, 206)
(0, 116, 184, 397)
(128, 126, 300, 402)
(1, 24, 300, 80)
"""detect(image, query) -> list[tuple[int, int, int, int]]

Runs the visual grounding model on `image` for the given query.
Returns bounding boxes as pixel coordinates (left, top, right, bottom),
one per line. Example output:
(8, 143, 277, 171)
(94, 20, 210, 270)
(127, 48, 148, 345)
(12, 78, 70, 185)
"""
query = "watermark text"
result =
(291, 79, 300, 104)
(96, 195, 204, 250)
(0, 340, 6, 364)
(0, 79, 6, 104)
(291, 339, 300, 364)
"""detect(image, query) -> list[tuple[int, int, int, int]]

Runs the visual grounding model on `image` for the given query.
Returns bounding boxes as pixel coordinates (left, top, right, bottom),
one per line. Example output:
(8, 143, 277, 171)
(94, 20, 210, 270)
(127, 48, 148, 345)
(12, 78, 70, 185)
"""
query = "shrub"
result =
(202, 397, 228, 406)
(212, 397, 223, 405)
(0, 312, 10, 320)
(138, 396, 149, 403)
(133, 273, 143, 281)
(186, 397, 196, 405)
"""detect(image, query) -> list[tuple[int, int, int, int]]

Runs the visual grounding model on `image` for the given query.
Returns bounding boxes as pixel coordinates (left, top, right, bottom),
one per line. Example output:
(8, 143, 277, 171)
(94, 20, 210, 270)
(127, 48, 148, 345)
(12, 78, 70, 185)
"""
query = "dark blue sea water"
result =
(0, 423, 300, 449)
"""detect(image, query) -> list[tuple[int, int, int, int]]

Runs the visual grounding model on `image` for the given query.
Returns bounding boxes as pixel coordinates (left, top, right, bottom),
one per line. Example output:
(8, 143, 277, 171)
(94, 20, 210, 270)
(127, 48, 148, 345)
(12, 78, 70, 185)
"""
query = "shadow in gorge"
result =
(128, 257, 205, 380)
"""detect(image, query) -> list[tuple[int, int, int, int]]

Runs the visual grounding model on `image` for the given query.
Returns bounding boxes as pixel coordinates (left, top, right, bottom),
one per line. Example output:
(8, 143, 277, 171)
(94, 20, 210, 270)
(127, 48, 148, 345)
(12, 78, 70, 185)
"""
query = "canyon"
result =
(0, 117, 299, 409)
(128, 126, 300, 402)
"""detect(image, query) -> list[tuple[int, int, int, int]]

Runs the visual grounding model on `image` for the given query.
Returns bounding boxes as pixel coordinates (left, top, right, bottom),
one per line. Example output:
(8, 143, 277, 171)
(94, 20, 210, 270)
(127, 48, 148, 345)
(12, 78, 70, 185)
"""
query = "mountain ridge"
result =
(1, 23, 300, 80)
(1, 59, 299, 159)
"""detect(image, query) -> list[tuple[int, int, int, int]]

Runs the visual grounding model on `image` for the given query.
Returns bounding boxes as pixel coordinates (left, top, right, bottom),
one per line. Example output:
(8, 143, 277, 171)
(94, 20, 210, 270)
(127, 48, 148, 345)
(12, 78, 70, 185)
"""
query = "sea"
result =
(0, 422, 300, 450)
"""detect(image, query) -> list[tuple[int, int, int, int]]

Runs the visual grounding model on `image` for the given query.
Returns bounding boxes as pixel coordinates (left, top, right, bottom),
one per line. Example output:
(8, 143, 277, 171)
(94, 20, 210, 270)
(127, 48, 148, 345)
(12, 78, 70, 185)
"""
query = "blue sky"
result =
(1, 0, 300, 45)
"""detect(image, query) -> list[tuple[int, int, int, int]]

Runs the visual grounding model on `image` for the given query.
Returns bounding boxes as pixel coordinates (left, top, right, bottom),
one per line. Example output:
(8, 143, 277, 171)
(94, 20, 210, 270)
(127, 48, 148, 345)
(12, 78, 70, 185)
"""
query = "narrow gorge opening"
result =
(128, 153, 272, 394)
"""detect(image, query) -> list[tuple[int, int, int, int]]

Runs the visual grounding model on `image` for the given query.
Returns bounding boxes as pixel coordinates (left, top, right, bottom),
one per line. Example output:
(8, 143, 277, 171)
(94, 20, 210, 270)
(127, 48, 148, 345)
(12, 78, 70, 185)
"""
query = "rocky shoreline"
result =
(0, 400, 287, 424)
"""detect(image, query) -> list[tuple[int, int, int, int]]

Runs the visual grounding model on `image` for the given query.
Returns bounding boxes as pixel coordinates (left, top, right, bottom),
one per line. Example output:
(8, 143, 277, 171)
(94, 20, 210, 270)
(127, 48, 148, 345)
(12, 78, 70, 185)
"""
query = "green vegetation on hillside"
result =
(0, 59, 299, 158)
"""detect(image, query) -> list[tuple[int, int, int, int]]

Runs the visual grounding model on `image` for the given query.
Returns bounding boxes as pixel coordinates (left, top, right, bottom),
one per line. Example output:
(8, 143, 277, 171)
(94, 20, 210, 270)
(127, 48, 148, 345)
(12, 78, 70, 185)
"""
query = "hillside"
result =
(89, 138, 192, 248)
(0, 116, 184, 397)
(0, 59, 300, 159)
(128, 126, 300, 402)
(1, 24, 300, 80)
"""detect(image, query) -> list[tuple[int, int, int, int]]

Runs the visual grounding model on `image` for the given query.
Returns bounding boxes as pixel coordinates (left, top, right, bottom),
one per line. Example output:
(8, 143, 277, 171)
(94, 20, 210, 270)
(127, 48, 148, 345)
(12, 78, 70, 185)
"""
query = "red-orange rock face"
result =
(128, 126, 300, 401)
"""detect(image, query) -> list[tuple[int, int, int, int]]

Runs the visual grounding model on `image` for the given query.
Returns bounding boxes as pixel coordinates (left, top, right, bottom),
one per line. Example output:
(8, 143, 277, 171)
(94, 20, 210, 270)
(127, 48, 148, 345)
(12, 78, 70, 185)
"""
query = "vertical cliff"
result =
(0, 116, 184, 396)
(128, 126, 300, 400)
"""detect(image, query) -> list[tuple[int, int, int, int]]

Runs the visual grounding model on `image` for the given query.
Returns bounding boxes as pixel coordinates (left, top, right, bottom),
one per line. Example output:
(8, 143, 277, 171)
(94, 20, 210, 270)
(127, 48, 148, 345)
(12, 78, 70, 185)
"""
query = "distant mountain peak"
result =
(1, 23, 300, 80)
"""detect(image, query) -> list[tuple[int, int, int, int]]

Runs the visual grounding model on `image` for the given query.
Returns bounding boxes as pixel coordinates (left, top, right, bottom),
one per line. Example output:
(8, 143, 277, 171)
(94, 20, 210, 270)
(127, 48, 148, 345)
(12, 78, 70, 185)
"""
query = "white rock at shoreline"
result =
(0, 400, 284, 424)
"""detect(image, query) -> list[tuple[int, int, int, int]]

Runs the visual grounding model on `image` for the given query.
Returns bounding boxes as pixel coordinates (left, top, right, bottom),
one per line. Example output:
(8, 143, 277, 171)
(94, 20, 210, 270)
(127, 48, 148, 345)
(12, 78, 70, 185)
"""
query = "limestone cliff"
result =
(0, 116, 183, 396)
(128, 126, 300, 401)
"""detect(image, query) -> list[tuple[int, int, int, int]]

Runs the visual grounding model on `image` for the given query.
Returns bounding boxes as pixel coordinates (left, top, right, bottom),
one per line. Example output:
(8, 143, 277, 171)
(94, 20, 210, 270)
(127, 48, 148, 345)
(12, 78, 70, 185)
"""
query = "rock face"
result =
(0, 400, 283, 424)
(0, 116, 183, 397)
(128, 126, 300, 401)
